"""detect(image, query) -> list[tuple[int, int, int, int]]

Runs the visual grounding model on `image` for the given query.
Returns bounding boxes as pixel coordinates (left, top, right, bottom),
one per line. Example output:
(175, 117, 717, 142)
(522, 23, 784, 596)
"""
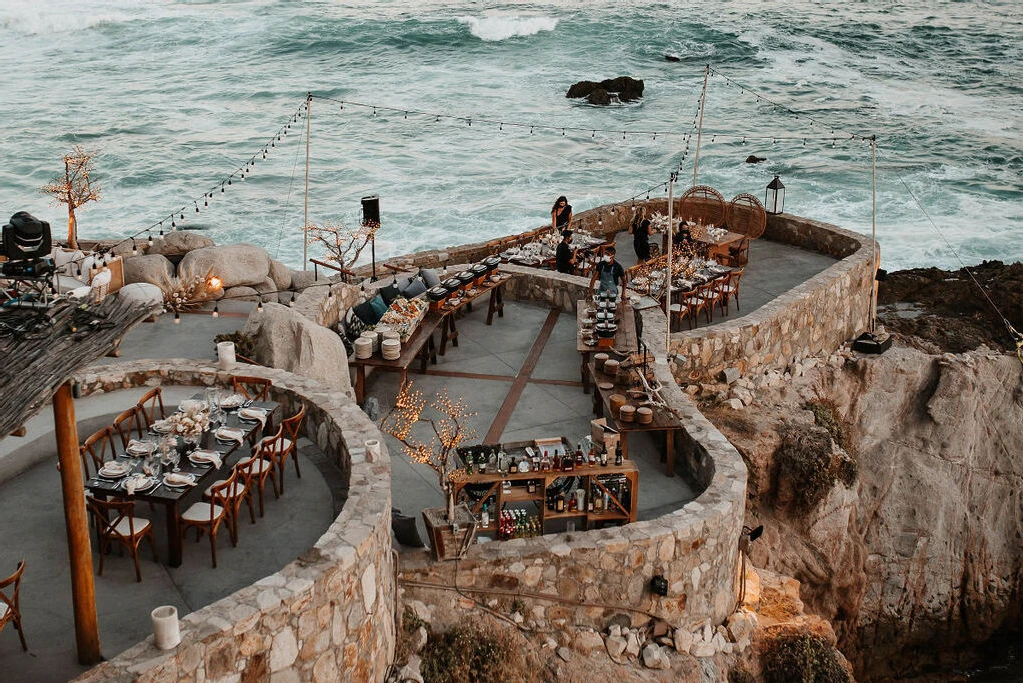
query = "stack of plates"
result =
(359, 330, 379, 353)
(381, 338, 401, 360)
(353, 336, 374, 360)
(381, 329, 400, 344)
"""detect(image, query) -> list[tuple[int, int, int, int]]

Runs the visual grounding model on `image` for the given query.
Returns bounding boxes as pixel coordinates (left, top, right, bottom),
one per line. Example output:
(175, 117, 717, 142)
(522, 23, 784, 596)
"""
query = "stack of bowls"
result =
(360, 330, 379, 353)
(594, 353, 609, 372)
(619, 405, 636, 423)
(603, 359, 620, 379)
(636, 407, 654, 424)
(353, 336, 374, 360)
(381, 338, 401, 360)
(609, 394, 626, 415)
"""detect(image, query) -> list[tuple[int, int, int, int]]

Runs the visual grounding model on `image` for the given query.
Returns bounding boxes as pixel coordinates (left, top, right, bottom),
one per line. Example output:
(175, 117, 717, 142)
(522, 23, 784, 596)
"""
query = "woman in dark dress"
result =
(551, 196, 572, 232)
(555, 230, 575, 274)
(629, 206, 651, 261)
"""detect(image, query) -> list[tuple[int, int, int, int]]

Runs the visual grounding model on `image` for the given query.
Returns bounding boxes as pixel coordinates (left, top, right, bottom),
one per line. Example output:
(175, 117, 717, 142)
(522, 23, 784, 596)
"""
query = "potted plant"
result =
(380, 380, 477, 559)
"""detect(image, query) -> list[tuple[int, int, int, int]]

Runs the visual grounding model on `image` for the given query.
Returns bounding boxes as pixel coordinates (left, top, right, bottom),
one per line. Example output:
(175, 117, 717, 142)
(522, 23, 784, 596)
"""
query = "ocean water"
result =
(0, 0, 1020, 275)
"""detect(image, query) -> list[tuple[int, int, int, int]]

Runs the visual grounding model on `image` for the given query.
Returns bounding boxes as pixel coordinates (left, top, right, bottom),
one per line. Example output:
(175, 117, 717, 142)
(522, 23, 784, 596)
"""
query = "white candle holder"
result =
(217, 341, 237, 370)
(364, 439, 381, 460)
(151, 605, 180, 650)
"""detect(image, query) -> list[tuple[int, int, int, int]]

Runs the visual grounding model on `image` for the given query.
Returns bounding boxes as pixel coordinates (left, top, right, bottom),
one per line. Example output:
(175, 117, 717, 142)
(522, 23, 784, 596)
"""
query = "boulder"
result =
(625, 632, 641, 657)
(641, 643, 670, 670)
(290, 269, 330, 293)
(123, 254, 174, 286)
(242, 302, 353, 398)
(572, 629, 605, 654)
(254, 277, 279, 303)
(567, 76, 644, 103)
(117, 282, 165, 308)
(223, 286, 261, 302)
(269, 259, 292, 291)
(745, 155, 767, 164)
(147, 230, 216, 256)
(605, 635, 627, 661)
(177, 243, 270, 288)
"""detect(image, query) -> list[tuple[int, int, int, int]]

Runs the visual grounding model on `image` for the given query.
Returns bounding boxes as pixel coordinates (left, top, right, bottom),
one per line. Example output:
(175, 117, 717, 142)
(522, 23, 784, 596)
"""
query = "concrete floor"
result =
(0, 232, 836, 679)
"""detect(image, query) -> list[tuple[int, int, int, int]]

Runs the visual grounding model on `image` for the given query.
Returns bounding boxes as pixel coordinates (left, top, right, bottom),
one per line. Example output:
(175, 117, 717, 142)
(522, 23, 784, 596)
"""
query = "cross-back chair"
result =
(80, 426, 118, 479)
(86, 497, 155, 582)
(135, 387, 166, 430)
(271, 405, 307, 494)
(231, 376, 271, 401)
(0, 560, 27, 651)
(204, 459, 257, 545)
(112, 405, 147, 450)
(718, 268, 745, 316)
(248, 426, 284, 515)
(181, 470, 237, 568)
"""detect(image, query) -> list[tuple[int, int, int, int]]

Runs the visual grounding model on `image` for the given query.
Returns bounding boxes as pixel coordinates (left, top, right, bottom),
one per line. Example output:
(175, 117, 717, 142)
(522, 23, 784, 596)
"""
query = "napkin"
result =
(125, 475, 150, 495)
(100, 461, 129, 477)
(190, 450, 223, 468)
(219, 393, 245, 409)
(164, 472, 196, 487)
(127, 439, 155, 455)
(238, 407, 268, 429)
(216, 427, 246, 445)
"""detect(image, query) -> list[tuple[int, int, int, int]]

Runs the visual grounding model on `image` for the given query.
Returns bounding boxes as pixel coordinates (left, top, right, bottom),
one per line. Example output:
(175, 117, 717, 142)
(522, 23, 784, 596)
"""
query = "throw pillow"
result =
(380, 283, 401, 306)
(420, 268, 441, 288)
(345, 314, 368, 340)
(400, 276, 428, 298)
(368, 294, 388, 318)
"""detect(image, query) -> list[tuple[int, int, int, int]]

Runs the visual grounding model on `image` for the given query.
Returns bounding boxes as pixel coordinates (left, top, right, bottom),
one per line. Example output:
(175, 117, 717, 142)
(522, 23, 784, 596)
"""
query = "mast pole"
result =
(303, 93, 312, 271)
(665, 174, 675, 355)
(870, 135, 878, 332)
(691, 65, 710, 187)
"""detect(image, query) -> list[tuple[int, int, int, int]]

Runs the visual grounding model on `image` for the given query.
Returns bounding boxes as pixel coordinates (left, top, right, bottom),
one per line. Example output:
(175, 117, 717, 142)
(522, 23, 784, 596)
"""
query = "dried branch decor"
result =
(306, 220, 378, 273)
(380, 380, 477, 521)
(41, 145, 101, 250)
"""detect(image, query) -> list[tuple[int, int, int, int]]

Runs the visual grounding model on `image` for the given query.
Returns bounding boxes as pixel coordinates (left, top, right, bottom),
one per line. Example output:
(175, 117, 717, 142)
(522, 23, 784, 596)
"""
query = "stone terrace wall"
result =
(671, 214, 876, 381)
(401, 302, 747, 632)
(72, 361, 395, 683)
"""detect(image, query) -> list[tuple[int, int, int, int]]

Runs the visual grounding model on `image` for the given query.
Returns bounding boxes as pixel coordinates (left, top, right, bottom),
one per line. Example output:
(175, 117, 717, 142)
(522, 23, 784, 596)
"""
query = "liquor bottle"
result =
(508, 456, 517, 473)
(587, 450, 597, 467)
(563, 452, 574, 472)
(614, 443, 623, 466)
(518, 458, 530, 473)
(465, 451, 473, 475)
(541, 451, 552, 472)
(574, 448, 584, 468)
(488, 449, 497, 472)
(600, 449, 608, 467)
(527, 479, 536, 494)
(552, 453, 562, 470)
(481, 503, 490, 528)
(568, 494, 577, 512)
(497, 446, 507, 474)
(477, 451, 487, 474)
(556, 491, 565, 512)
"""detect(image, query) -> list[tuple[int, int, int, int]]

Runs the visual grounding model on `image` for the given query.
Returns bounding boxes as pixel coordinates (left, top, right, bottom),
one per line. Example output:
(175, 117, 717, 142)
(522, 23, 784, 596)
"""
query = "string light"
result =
(131, 239, 138, 256)
(257, 301, 263, 313)
(212, 304, 219, 318)
(173, 311, 181, 324)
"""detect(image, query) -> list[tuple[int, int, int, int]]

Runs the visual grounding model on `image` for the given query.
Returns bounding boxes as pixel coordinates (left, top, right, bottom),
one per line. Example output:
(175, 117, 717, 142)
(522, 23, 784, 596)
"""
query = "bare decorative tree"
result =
(380, 380, 477, 521)
(306, 219, 378, 278)
(41, 145, 101, 250)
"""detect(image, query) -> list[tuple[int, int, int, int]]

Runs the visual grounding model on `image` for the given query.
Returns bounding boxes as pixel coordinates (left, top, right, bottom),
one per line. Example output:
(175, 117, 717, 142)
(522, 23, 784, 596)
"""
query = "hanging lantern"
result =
(765, 175, 785, 215)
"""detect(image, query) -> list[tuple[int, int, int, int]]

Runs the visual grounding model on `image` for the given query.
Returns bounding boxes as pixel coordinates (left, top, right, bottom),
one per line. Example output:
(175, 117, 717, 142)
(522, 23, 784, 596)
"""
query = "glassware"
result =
(168, 450, 181, 473)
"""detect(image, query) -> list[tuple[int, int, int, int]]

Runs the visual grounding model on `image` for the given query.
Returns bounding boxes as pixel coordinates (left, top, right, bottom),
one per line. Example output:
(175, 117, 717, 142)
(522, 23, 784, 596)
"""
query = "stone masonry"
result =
(71, 361, 395, 683)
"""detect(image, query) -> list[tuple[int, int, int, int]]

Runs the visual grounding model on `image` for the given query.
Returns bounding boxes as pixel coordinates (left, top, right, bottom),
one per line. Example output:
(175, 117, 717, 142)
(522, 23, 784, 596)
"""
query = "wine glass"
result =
(168, 449, 181, 473)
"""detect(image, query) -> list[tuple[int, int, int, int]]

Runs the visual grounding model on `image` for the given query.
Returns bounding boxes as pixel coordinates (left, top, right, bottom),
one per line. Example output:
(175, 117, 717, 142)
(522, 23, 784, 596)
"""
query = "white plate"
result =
(162, 473, 196, 488)
(238, 408, 267, 421)
(215, 428, 245, 442)
(122, 475, 156, 492)
(219, 394, 245, 409)
(151, 421, 174, 434)
(127, 441, 157, 456)
(98, 462, 131, 478)
(188, 450, 221, 466)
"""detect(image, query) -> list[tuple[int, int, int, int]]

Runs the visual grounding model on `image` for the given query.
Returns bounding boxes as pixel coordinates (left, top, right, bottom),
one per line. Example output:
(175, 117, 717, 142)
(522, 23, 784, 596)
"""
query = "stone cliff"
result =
(709, 343, 1023, 680)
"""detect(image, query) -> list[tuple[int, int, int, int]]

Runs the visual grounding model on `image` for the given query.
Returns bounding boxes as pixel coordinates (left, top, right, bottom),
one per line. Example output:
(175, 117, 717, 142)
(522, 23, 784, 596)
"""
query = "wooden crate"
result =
(422, 503, 477, 561)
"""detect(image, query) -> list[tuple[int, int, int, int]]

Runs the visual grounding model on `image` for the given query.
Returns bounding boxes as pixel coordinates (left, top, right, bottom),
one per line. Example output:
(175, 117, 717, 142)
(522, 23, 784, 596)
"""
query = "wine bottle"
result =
(600, 449, 608, 466)
(614, 443, 623, 466)
(556, 491, 565, 512)
(481, 503, 490, 528)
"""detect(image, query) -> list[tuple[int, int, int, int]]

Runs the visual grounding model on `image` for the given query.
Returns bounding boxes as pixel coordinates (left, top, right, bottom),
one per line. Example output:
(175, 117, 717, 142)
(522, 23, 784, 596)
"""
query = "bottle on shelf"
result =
(562, 452, 574, 472)
(568, 493, 577, 512)
(488, 448, 497, 473)
(481, 502, 490, 528)
(464, 451, 473, 475)
(518, 457, 531, 473)
(497, 446, 507, 474)
(614, 443, 623, 466)
(574, 447, 584, 468)
(477, 451, 487, 474)
(556, 490, 566, 512)
(541, 451, 552, 472)
(527, 479, 536, 494)
(508, 455, 517, 473)
(600, 448, 608, 467)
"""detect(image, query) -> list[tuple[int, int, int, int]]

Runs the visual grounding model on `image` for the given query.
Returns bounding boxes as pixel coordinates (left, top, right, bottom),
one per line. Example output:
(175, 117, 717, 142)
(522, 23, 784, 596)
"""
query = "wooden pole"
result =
(53, 381, 101, 664)
(303, 92, 312, 271)
(691, 65, 710, 187)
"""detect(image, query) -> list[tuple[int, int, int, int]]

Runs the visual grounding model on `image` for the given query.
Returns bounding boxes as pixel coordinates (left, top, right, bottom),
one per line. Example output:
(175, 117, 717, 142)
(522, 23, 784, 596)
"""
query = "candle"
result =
(364, 439, 381, 460)
(151, 605, 180, 650)
(217, 341, 237, 370)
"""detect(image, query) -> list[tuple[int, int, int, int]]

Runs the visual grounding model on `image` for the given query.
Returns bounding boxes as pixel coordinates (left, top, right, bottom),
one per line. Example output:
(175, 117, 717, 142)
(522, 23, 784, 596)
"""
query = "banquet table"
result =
(84, 397, 280, 567)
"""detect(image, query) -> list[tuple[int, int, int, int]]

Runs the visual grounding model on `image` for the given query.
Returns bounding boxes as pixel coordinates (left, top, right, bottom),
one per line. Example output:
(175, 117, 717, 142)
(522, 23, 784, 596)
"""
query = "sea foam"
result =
(456, 14, 558, 42)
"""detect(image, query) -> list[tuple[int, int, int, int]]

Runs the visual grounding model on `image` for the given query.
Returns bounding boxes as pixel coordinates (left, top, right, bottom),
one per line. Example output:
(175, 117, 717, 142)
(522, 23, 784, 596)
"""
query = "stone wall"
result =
(72, 361, 395, 683)
(671, 214, 876, 382)
(401, 300, 747, 632)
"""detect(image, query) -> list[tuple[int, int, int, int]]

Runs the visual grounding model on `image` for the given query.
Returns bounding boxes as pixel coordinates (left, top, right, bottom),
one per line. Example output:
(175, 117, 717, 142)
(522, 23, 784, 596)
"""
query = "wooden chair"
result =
(86, 497, 155, 582)
(180, 471, 237, 568)
(80, 427, 117, 479)
(271, 405, 307, 494)
(686, 280, 717, 328)
(249, 426, 284, 515)
(0, 560, 27, 651)
(112, 405, 147, 450)
(203, 456, 257, 548)
(135, 387, 166, 430)
(725, 238, 750, 267)
(232, 376, 271, 401)
(668, 286, 697, 332)
(719, 268, 745, 316)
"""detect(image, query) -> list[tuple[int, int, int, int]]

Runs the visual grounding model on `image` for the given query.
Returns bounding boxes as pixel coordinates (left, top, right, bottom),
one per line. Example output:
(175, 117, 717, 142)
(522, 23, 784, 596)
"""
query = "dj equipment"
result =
(2, 212, 52, 260)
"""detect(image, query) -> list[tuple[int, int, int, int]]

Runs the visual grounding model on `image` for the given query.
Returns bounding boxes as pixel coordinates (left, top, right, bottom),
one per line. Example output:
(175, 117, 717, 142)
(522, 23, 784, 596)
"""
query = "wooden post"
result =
(53, 381, 102, 664)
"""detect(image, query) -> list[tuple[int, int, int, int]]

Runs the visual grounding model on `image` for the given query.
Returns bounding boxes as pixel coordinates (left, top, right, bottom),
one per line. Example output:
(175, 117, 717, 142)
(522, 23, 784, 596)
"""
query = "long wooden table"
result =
(438, 275, 511, 355)
(576, 298, 638, 394)
(85, 398, 280, 567)
(350, 312, 443, 404)
(588, 360, 683, 476)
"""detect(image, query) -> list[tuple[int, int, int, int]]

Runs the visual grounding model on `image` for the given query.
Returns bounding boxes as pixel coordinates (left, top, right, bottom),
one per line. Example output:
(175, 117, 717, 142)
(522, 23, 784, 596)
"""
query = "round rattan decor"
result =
(678, 185, 727, 227)
(726, 193, 767, 239)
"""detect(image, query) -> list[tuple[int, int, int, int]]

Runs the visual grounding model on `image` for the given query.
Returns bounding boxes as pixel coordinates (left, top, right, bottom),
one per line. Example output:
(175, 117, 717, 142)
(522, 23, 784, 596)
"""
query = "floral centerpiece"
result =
(161, 403, 211, 439)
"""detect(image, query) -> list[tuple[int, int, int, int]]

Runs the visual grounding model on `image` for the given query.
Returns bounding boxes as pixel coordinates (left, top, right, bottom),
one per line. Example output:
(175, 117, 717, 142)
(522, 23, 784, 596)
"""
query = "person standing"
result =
(551, 196, 573, 232)
(589, 246, 625, 299)
(629, 206, 652, 261)
(555, 230, 576, 274)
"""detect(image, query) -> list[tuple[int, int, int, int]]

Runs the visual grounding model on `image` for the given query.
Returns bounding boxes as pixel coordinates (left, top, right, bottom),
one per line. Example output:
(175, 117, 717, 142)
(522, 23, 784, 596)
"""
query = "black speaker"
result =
(361, 195, 380, 226)
(2, 211, 52, 260)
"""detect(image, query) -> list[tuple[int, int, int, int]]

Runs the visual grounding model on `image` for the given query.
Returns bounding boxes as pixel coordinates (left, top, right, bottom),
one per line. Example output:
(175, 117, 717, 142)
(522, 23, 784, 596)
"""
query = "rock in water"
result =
(567, 76, 644, 103)
(745, 155, 767, 164)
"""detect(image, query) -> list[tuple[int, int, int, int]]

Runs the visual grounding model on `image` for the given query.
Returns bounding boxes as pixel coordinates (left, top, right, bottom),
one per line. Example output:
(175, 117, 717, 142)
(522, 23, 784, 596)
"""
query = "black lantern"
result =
(765, 175, 785, 214)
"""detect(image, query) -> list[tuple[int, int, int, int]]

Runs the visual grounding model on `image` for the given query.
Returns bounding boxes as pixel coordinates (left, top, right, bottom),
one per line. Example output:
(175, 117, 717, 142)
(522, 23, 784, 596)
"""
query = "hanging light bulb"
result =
(132, 239, 138, 256)
(171, 220, 175, 229)
(240, 172, 245, 181)
(212, 304, 219, 318)
(204, 195, 208, 207)
(228, 178, 232, 186)
(262, 149, 267, 159)
(148, 234, 154, 247)
(256, 301, 263, 313)
(174, 311, 181, 324)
